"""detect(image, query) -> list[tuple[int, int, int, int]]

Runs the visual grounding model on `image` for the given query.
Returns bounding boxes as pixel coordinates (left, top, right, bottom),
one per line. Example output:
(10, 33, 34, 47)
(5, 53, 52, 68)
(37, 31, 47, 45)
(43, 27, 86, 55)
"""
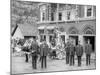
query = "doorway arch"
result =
(83, 25, 95, 52)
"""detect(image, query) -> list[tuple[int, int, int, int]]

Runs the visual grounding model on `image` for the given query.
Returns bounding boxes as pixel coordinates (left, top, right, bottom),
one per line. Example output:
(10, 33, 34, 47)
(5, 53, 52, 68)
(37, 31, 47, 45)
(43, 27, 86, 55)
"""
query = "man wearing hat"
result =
(76, 41, 83, 66)
(40, 41, 49, 68)
(31, 39, 39, 69)
(69, 40, 75, 66)
(65, 39, 71, 64)
(85, 40, 92, 66)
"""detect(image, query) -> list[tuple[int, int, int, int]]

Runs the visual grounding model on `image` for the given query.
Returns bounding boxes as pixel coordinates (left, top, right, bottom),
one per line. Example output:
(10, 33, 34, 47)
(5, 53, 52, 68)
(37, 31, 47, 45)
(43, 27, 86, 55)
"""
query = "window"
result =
(86, 6, 93, 17)
(41, 5, 46, 21)
(40, 35, 46, 42)
(42, 12, 45, 21)
(67, 11, 71, 20)
(51, 13, 54, 21)
(49, 35, 53, 42)
(87, 8, 92, 17)
(39, 29, 44, 34)
(48, 29, 54, 34)
(58, 12, 62, 21)
(47, 5, 50, 21)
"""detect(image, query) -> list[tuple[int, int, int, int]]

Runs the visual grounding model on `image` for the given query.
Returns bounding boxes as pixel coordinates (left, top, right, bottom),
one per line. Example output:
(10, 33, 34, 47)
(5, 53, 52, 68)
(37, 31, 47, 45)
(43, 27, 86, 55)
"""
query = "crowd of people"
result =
(12, 37, 93, 69)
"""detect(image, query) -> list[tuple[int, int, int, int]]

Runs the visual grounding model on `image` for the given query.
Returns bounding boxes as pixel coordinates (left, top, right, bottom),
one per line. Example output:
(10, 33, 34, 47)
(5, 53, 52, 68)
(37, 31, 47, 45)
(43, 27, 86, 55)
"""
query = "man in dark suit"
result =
(85, 40, 92, 66)
(22, 39, 30, 63)
(65, 39, 70, 64)
(25, 46, 29, 62)
(69, 41, 75, 66)
(76, 41, 83, 66)
(40, 41, 49, 68)
(31, 40, 39, 69)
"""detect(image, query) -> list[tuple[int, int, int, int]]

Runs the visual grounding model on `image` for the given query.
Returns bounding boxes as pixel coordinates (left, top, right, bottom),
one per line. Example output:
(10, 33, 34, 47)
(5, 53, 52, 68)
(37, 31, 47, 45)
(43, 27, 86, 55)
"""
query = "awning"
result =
(38, 26, 46, 29)
(38, 26, 56, 29)
(46, 26, 55, 29)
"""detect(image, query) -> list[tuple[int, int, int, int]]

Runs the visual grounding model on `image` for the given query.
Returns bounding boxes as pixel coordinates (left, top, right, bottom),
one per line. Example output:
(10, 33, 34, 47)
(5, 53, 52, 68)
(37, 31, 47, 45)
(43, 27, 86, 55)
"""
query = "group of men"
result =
(23, 38, 92, 70)
(23, 39, 49, 69)
(65, 39, 92, 66)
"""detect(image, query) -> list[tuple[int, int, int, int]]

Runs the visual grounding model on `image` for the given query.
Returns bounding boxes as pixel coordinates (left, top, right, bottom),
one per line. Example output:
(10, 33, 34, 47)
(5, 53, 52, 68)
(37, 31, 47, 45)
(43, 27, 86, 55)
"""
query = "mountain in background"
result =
(11, 0, 40, 31)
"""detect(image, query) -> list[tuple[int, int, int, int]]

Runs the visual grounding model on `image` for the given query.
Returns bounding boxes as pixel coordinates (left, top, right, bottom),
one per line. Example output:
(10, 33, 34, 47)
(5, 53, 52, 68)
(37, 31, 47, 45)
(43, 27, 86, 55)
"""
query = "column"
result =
(84, 5, 87, 18)
(37, 29, 40, 44)
(92, 6, 94, 17)
(78, 35, 84, 45)
(65, 34, 69, 43)
(47, 35, 49, 45)
(56, 3, 59, 21)
(46, 29, 49, 45)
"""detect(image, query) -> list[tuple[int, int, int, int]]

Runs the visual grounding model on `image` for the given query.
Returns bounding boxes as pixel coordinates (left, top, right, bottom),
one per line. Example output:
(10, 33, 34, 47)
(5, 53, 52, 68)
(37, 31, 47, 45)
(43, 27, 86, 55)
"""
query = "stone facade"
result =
(36, 3, 96, 51)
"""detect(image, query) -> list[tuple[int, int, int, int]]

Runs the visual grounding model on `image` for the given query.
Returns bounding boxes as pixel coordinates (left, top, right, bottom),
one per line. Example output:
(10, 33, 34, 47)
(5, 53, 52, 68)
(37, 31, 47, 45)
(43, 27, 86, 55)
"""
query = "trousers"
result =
(70, 55, 74, 66)
(32, 55, 37, 69)
(25, 54, 28, 62)
(41, 56, 47, 68)
(77, 56, 82, 66)
(86, 54, 91, 66)
(66, 53, 69, 64)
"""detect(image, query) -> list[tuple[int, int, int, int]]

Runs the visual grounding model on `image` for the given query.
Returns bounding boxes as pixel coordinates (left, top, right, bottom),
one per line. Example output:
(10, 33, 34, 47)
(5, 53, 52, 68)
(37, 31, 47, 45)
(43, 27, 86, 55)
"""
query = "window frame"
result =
(87, 7, 92, 17)
(67, 11, 71, 20)
(85, 6, 94, 18)
(58, 12, 62, 21)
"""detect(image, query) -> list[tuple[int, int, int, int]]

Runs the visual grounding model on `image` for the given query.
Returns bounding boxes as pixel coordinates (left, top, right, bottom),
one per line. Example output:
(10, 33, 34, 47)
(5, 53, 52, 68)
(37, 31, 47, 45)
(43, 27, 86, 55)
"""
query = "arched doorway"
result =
(83, 26, 95, 52)
(68, 27, 79, 46)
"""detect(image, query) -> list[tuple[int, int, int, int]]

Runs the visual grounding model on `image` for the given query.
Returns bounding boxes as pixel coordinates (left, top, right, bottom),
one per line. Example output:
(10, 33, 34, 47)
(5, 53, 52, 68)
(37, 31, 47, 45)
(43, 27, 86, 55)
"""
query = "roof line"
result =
(11, 24, 18, 36)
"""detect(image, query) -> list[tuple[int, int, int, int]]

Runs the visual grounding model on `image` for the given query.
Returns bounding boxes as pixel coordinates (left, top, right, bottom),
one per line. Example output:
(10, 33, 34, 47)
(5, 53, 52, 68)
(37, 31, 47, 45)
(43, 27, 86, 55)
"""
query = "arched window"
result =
(83, 25, 95, 34)
(69, 27, 79, 34)
(85, 29, 93, 34)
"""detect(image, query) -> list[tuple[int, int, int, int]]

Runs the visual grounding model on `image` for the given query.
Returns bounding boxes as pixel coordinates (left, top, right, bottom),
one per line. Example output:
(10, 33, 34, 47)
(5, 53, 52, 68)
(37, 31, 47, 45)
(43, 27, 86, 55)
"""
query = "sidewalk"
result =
(11, 53, 96, 74)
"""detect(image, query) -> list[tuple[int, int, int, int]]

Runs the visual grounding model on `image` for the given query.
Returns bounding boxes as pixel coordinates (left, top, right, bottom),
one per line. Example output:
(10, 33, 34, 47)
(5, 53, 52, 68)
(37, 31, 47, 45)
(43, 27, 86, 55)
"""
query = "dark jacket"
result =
(40, 43, 49, 56)
(85, 44, 92, 55)
(65, 42, 70, 54)
(31, 42, 39, 56)
(76, 44, 83, 56)
(70, 44, 75, 56)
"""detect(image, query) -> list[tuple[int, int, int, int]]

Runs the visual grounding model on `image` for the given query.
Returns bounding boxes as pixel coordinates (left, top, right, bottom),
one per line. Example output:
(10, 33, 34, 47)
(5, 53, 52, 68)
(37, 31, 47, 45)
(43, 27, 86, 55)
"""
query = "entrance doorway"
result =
(69, 36, 78, 46)
(40, 35, 46, 42)
(83, 36, 95, 52)
(49, 35, 54, 42)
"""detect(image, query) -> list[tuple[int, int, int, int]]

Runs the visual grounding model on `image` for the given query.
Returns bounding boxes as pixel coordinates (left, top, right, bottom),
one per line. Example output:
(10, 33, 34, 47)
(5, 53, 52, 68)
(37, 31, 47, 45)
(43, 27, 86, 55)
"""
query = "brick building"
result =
(36, 3, 96, 51)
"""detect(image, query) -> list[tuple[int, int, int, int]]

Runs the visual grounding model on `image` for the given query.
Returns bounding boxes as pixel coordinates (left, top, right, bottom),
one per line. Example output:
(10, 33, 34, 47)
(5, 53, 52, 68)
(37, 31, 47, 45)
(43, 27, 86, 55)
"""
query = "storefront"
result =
(37, 24, 96, 52)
